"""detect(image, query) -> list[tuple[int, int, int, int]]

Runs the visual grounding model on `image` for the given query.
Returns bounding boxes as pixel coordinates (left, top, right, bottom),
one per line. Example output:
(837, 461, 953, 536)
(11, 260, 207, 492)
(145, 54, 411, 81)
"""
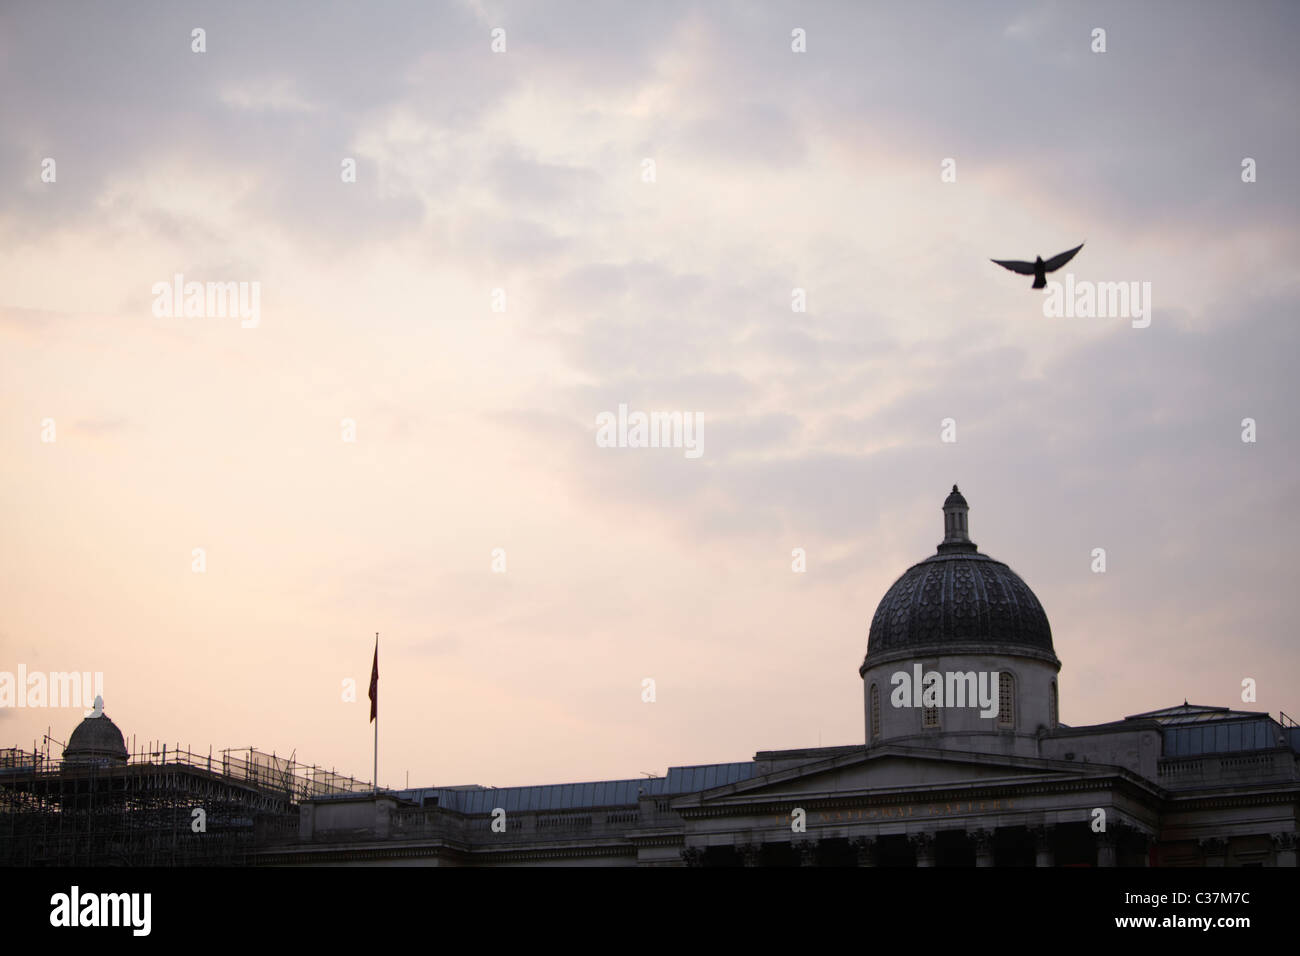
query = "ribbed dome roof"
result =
(866, 486, 1054, 659)
(64, 702, 128, 765)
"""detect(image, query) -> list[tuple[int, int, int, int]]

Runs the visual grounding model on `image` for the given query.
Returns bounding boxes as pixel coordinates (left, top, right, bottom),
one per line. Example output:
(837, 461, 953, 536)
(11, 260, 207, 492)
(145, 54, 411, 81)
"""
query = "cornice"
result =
(862, 645, 1061, 673)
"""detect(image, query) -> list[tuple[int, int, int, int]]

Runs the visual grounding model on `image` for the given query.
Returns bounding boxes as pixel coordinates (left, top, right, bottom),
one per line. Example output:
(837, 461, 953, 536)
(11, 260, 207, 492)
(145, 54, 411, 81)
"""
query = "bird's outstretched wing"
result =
(1042, 242, 1084, 273)
(991, 258, 1036, 275)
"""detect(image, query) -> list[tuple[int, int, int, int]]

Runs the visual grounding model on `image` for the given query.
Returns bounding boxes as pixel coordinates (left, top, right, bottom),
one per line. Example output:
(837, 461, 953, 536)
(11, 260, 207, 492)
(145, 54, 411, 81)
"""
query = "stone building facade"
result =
(257, 487, 1299, 866)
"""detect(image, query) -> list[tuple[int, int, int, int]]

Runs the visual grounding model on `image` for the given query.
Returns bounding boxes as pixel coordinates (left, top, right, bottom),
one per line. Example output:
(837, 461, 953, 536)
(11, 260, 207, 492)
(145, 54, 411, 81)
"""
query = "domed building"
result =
(5, 486, 1297, 867)
(261, 484, 1297, 868)
(861, 486, 1061, 754)
(62, 696, 128, 767)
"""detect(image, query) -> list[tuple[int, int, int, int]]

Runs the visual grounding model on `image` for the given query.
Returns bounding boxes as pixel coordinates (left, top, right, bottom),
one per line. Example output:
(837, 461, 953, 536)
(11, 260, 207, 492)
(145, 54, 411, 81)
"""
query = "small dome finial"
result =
(952, 484, 959, 493)
(88, 695, 104, 718)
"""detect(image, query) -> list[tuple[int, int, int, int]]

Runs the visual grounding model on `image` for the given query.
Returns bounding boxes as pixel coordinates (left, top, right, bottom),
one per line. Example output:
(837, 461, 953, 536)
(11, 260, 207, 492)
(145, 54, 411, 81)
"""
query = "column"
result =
(1129, 828, 1152, 868)
(1198, 837, 1227, 867)
(1029, 825, 1055, 868)
(1270, 833, 1297, 867)
(1096, 831, 1119, 867)
(970, 829, 996, 867)
(908, 832, 936, 867)
(680, 847, 704, 867)
(737, 843, 762, 867)
(850, 836, 877, 867)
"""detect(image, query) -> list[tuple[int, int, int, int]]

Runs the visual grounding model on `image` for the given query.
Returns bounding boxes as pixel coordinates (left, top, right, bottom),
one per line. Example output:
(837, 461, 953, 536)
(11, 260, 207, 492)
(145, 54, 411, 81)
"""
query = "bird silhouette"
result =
(992, 242, 1084, 289)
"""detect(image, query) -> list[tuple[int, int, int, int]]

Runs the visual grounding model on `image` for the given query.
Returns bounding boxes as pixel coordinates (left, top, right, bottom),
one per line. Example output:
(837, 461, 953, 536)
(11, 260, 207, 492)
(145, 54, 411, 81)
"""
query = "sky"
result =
(1, 0, 1297, 789)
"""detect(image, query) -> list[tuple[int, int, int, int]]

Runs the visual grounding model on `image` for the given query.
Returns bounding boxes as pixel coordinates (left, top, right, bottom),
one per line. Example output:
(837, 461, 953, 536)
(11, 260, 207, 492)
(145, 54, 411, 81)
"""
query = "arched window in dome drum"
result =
(998, 673, 1015, 728)
(1049, 681, 1058, 729)
(922, 706, 940, 729)
(870, 684, 881, 740)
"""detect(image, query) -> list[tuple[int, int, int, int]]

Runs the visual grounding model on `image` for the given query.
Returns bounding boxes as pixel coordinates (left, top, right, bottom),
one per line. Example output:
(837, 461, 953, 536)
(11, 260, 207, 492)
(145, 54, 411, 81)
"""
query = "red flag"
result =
(368, 639, 378, 723)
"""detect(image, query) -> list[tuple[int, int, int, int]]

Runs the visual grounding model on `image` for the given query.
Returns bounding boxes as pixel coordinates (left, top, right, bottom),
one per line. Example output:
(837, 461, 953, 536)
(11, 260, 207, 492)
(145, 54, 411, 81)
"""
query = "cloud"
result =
(2, 0, 1297, 784)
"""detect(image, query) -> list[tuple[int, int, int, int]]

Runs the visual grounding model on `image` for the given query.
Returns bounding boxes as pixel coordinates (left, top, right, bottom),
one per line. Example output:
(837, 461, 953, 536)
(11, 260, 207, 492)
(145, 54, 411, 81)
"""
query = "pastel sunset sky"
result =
(2, 1, 1297, 788)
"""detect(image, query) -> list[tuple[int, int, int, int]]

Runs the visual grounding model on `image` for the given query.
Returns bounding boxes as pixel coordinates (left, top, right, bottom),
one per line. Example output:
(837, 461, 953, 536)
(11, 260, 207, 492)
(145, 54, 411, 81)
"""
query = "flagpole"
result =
(373, 632, 379, 796)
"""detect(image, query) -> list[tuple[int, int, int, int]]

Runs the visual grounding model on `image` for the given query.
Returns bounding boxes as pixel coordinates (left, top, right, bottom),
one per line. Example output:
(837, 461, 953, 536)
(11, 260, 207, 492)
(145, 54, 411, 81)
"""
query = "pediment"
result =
(674, 745, 1114, 808)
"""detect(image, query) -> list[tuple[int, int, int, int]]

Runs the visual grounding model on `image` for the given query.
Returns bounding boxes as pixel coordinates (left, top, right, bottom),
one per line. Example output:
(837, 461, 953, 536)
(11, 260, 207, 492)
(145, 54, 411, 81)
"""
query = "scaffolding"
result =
(0, 742, 372, 866)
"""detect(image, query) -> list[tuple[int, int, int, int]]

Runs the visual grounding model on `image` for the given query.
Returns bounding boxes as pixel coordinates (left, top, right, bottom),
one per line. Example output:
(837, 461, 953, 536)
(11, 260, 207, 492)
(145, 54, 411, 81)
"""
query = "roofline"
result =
(393, 759, 756, 795)
(671, 741, 1166, 808)
(1123, 703, 1270, 721)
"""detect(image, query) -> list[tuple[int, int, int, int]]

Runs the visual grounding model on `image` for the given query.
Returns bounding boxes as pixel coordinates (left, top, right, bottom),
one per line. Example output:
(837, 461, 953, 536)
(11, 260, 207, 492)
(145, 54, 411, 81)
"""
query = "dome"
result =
(865, 486, 1054, 660)
(64, 697, 128, 766)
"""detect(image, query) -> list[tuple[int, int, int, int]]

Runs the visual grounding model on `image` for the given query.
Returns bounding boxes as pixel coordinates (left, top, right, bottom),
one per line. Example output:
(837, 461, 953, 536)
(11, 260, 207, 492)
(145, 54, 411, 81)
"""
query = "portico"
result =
(668, 742, 1161, 867)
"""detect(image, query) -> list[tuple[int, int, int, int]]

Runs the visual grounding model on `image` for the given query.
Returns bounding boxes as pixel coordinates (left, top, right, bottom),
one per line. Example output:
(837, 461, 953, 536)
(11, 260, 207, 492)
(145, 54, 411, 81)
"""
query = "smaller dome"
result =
(943, 484, 968, 509)
(64, 701, 128, 766)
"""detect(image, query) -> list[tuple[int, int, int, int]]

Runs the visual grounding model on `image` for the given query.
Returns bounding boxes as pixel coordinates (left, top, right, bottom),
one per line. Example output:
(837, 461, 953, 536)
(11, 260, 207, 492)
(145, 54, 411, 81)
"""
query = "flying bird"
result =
(991, 242, 1084, 289)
